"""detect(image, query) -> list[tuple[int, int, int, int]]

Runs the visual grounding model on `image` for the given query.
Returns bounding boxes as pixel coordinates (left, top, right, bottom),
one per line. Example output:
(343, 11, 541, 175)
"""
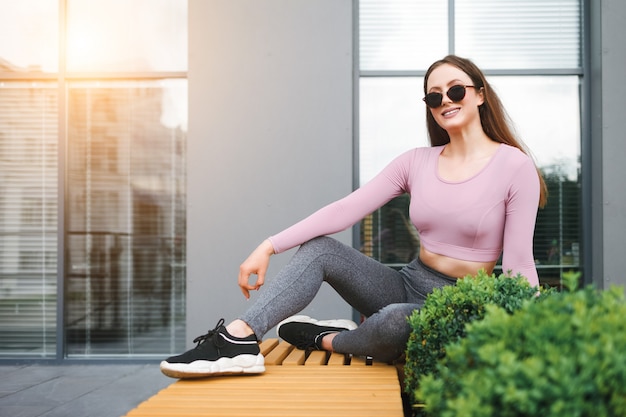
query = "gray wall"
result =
(590, 0, 626, 290)
(187, 0, 354, 343)
(186, 0, 626, 346)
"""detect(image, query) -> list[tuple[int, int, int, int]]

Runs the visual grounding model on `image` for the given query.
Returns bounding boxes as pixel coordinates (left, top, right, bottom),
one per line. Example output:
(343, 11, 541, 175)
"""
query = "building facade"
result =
(0, 0, 624, 360)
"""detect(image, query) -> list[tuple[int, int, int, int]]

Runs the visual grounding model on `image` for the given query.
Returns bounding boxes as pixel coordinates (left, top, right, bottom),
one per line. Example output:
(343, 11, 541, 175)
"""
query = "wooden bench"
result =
(124, 339, 405, 417)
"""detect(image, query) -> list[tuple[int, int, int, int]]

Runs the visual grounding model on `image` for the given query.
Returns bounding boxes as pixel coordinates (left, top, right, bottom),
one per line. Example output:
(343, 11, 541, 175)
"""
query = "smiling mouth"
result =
(442, 108, 460, 117)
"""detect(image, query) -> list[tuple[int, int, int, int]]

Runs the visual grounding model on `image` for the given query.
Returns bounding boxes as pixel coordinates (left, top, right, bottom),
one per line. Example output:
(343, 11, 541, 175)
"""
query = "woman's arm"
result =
(501, 158, 541, 287)
(236, 150, 416, 297)
(268, 151, 414, 254)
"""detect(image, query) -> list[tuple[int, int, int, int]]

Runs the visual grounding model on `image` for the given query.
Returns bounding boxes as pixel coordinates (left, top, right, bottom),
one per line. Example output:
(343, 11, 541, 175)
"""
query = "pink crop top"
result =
(268, 144, 540, 286)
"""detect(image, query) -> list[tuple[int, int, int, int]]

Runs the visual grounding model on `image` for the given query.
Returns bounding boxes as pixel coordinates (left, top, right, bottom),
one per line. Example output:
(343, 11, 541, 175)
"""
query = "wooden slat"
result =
(258, 338, 279, 355)
(124, 339, 405, 417)
(304, 350, 328, 366)
(125, 367, 403, 417)
(282, 348, 306, 365)
(263, 340, 294, 365)
(327, 352, 347, 366)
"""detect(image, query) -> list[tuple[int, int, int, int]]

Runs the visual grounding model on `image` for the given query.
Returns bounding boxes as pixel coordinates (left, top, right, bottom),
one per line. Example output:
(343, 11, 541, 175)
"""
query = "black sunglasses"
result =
(423, 85, 475, 108)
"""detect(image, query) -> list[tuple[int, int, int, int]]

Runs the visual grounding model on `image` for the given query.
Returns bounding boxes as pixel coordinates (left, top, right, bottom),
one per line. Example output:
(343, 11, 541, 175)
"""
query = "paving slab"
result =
(0, 364, 173, 417)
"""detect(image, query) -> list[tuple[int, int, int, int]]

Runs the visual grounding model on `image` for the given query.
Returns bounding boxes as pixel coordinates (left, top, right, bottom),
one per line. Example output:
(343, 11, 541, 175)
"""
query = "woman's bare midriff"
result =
(419, 247, 496, 279)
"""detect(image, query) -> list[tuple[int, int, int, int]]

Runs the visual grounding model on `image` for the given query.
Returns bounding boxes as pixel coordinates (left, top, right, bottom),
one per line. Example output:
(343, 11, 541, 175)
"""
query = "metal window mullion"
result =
(449, 0, 455, 55)
(353, 0, 361, 196)
(352, 0, 363, 325)
(169, 129, 176, 353)
(360, 68, 583, 77)
(56, 0, 67, 362)
(65, 72, 187, 81)
(0, 74, 58, 81)
(581, 0, 597, 286)
(359, 70, 426, 77)
(1, 73, 187, 82)
(126, 87, 135, 354)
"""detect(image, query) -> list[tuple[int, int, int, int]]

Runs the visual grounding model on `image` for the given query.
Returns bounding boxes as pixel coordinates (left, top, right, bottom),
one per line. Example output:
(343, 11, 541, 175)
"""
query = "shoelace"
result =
(192, 318, 226, 350)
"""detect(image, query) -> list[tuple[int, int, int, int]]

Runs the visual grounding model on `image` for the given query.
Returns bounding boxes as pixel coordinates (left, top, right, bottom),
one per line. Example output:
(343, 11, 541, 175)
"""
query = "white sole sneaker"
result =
(160, 353, 265, 378)
(276, 315, 358, 338)
(159, 353, 265, 379)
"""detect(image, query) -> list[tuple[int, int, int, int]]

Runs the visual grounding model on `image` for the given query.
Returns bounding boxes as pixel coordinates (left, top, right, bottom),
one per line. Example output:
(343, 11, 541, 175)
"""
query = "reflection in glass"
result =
(0, 1, 58, 72)
(489, 76, 580, 181)
(455, 0, 581, 70)
(491, 76, 581, 288)
(65, 80, 187, 356)
(359, 77, 428, 184)
(361, 195, 420, 269)
(0, 82, 58, 357)
(359, 76, 581, 288)
(67, 0, 187, 72)
(359, 0, 448, 71)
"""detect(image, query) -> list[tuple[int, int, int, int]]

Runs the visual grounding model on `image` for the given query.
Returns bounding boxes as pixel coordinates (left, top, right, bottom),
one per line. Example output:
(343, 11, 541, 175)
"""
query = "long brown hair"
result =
(424, 55, 548, 208)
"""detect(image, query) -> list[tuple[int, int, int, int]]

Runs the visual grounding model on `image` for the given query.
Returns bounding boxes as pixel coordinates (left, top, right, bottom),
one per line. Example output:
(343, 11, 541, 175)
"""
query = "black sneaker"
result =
(160, 319, 265, 378)
(277, 315, 358, 350)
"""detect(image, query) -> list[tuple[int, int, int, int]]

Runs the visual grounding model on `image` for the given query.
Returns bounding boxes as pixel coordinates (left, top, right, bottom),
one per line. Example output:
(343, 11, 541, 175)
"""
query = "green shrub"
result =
(418, 278, 626, 417)
(404, 270, 550, 406)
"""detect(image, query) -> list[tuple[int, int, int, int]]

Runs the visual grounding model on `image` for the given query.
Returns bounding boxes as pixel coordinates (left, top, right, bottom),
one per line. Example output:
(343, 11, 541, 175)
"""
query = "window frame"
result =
(353, 0, 589, 286)
(0, 0, 187, 361)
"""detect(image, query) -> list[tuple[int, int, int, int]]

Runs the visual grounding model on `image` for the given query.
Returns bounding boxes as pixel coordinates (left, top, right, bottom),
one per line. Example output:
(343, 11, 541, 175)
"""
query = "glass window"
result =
(359, 77, 428, 184)
(0, 0, 187, 359)
(0, 1, 58, 72)
(492, 76, 581, 288)
(359, 0, 448, 71)
(67, 0, 187, 72)
(0, 82, 58, 357)
(490, 76, 581, 180)
(455, 0, 581, 69)
(65, 80, 187, 356)
(358, 1, 583, 288)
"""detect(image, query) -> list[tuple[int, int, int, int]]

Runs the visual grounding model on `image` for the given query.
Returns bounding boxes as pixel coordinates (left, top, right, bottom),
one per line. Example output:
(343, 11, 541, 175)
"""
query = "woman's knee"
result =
(332, 303, 418, 362)
(369, 303, 417, 342)
(296, 237, 356, 270)
(298, 236, 342, 255)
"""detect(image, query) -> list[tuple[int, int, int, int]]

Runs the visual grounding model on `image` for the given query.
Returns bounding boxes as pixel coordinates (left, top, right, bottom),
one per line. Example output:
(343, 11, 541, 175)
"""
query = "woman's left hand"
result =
(237, 239, 275, 299)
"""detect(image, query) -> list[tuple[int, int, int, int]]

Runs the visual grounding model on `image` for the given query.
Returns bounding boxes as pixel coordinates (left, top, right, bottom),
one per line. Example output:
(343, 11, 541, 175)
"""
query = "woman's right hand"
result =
(238, 239, 275, 299)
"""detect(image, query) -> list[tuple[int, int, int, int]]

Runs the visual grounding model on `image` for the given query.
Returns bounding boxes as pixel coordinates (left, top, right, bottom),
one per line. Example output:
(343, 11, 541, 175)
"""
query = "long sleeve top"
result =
(268, 144, 540, 287)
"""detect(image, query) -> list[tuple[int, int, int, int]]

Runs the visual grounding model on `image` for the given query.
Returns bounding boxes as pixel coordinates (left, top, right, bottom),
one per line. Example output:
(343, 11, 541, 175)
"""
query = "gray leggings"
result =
(239, 236, 456, 362)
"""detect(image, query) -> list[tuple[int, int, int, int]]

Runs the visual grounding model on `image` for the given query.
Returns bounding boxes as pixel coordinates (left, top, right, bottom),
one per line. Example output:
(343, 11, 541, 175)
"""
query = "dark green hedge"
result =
(404, 270, 550, 407)
(417, 277, 626, 417)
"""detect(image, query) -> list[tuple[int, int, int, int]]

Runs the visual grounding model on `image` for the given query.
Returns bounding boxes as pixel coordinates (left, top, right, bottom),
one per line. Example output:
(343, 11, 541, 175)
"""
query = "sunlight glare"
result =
(66, 18, 114, 71)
